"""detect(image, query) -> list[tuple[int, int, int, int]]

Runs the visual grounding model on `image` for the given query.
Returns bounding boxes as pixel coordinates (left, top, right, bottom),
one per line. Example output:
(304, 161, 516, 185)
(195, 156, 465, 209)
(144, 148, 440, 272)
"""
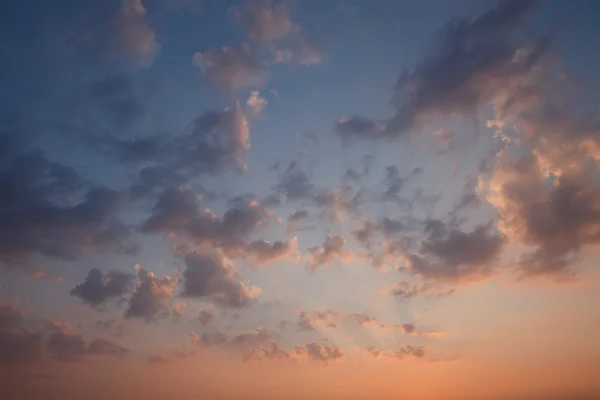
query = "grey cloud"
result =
(232, 0, 294, 43)
(195, 310, 215, 326)
(0, 305, 24, 330)
(241, 238, 300, 265)
(275, 161, 316, 201)
(44, 318, 127, 362)
(382, 165, 405, 201)
(0, 152, 134, 267)
(392, 280, 455, 299)
(0, 329, 42, 364)
(336, 0, 544, 140)
(193, 42, 267, 93)
(294, 342, 344, 362)
(288, 210, 309, 222)
(386, 0, 543, 134)
(200, 328, 287, 362)
(122, 105, 251, 196)
(81, 73, 145, 128)
(182, 250, 256, 308)
(394, 345, 426, 359)
(306, 234, 347, 269)
(125, 267, 177, 320)
(232, 0, 322, 66)
(335, 116, 386, 141)
(57, 0, 159, 68)
(411, 221, 506, 281)
(71, 268, 136, 308)
(486, 159, 600, 277)
(143, 187, 272, 257)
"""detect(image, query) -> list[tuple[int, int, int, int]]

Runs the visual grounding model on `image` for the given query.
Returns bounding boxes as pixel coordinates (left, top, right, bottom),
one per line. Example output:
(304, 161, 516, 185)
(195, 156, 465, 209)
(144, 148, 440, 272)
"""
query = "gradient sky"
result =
(2, 1, 600, 399)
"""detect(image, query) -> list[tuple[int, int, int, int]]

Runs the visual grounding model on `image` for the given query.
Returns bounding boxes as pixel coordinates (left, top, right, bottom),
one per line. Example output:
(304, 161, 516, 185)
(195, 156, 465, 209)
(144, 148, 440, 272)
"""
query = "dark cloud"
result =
(353, 217, 405, 249)
(408, 221, 506, 282)
(306, 234, 351, 269)
(195, 310, 215, 326)
(275, 161, 316, 201)
(58, 0, 160, 68)
(44, 318, 127, 362)
(335, 116, 386, 141)
(336, 0, 545, 139)
(143, 188, 276, 261)
(387, 0, 544, 134)
(0, 304, 24, 330)
(125, 267, 177, 320)
(182, 250, 256, 308)
(296, 310, 339, 331)
(382, 165, 405, 201)
(287, 210, 309, 222)
(394, 345, 426, 359)
(0, 152, 134, 266)
(112, 105, 252, 196)
(241, 238, 300, 265)
(78, 73, 145, 128)
(294, 342, 344, 362)
(199, 328, 288, 362)
(0, 304, 41, 365)
(486, 158, 600, 277)
(391, 280, 455, 299)
(71, 268, 136, 308)
(0, 329, 43, 364)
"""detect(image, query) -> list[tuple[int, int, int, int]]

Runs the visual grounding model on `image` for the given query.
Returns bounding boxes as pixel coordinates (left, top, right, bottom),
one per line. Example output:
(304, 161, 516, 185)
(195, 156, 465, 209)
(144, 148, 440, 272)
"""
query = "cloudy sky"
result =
(2, 0, 600, 399)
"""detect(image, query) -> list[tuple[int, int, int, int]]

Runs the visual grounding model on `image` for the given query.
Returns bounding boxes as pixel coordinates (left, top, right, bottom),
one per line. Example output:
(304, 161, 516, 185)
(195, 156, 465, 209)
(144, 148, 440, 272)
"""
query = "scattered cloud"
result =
(71, 268, 135, 308)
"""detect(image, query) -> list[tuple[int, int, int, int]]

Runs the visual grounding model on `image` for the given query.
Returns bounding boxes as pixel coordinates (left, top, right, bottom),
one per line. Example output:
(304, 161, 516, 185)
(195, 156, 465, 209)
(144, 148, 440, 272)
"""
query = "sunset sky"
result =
(2, 1, 600, 399)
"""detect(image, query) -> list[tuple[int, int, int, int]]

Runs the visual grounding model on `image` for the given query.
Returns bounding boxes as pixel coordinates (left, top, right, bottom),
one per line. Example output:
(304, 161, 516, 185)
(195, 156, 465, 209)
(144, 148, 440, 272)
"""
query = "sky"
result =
(1, 0, 600, 399)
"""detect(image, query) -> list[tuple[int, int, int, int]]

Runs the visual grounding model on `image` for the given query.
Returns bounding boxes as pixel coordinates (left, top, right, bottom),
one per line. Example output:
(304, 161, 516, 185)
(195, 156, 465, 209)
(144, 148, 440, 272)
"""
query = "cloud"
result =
(232, 0, 294, 43)
(143, 189, 283, 264)
(241, 237, 300, 265)
(193, 42, 267, 94)
(121, 104, 252, 191)
(232, 0, 322, 66)
(182, 250, 258, 308)
(335, 116, 386, 142)
(297, 309, 437, 337)
(483, 157, 600, 277)
(294, 342, 344, 363)
(71, 268, 136, 308)
(195, 310, 215, 326)
(405, 220, 506, 282)
(353, 217, 405, 248)
(313, 183, 363, 221)
(246, 90, 268, 116)
(296, 310, 340, 331)
(306, 234, 347, 269)
(394, 344, 426, 359)
(0, 329, 42, 364)
(81, 73, 145, 128)
(45, 318, 127, 362)
(363, 345, 426, 361)
(0, 304, 42, 364)
(275, 161, 316, 201)
(287, 210, 309, 222)
(125, 267, 177, 320)
(336, 0, 544, 139)
(0, 304, 24, 330)
(391, 280, 455, 299)
(199, 328, 289, 362)
(0, 152, 134, 266)
(61, 0, 159, 68)
(116, 0, 160, 67)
